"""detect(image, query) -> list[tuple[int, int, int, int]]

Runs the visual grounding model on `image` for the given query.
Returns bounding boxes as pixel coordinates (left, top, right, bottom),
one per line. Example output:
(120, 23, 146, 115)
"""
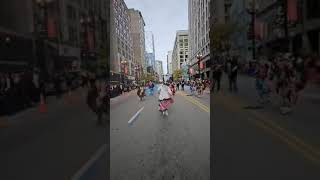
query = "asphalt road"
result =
(0, 88, 108, 180)
(212, 84, 320, 179)
(110, 89, 210, 180)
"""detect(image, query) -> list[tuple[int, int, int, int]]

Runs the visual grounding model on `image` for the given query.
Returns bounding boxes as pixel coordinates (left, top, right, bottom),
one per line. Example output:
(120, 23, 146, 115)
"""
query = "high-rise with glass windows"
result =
(172, 30, 189, 72)
(145, 31, 156, 73)
(111, 0, 135, 82)
(188, 0, 211, 79)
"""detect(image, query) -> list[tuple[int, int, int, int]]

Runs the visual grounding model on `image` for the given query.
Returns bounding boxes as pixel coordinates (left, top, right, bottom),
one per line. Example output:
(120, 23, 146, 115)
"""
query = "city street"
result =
(110, 87, 210, 179)
(0, 88, 108, 180)
(212, 74, 320, 179)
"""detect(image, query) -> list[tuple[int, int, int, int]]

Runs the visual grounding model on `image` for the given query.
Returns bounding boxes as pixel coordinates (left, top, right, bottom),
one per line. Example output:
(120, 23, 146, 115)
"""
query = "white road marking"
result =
(70, 144, 107, 180)
(128, 106, 144, 125)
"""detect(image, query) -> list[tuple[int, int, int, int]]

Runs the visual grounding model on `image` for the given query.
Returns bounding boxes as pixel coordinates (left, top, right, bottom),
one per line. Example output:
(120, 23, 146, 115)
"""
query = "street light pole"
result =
(196, 54, 202, 80)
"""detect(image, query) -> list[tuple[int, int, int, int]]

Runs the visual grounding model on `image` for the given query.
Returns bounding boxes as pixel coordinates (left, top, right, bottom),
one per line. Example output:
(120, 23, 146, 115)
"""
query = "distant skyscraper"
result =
(155, 60, 163, 81)
(145, 31, 156, 72)
(167, 51, 173, 75)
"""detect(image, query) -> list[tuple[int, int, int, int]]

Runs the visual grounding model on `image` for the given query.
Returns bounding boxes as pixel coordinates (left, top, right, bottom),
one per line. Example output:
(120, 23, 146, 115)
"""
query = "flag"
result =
(200, 62, 204, 69)
(87, 30, 94, 50)
(254, 20, 265, 40)
(189, 68, 193, 75)
(47, 16, 56, 38)
(287, 0, 298, 22)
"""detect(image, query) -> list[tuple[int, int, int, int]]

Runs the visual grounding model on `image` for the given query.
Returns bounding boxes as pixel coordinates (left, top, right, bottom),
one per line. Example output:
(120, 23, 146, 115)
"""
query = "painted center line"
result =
(128, 106, 144, 125)
(70, 144, 107, 180)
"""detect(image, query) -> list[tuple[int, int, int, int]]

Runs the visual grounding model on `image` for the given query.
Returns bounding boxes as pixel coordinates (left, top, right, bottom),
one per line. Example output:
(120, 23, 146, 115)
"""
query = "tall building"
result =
(155, 60, 163, 81)
(145, 31, 156, 73)
(189, 0, 211, 79)
(167, 50, 173, 74)
(111, 0, 135, 82)
(128, 8, 146, 80)
(172, 30, 189, 72)
(0, 0, 108, 76)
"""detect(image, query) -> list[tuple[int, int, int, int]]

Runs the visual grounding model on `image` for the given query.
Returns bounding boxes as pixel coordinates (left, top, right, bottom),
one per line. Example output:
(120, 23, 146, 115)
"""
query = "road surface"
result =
(211, 75, 320, 179)
(110, 88, 210, 180)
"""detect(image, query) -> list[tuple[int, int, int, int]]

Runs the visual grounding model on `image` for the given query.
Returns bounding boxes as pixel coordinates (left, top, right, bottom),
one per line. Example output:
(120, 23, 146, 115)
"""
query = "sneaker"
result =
(165, 110, 169, 116)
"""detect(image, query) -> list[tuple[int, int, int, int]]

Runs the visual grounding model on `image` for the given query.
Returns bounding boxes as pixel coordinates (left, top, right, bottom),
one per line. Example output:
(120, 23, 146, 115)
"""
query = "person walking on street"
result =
(137, 86, 145, 101)
(158, 82, 174, 116)
(176, 81, 180, 90)
(86, 79, 101, 126)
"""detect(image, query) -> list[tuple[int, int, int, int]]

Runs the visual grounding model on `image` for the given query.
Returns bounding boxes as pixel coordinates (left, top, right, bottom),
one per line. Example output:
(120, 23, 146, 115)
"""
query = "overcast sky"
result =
(124, 0, 188, 74)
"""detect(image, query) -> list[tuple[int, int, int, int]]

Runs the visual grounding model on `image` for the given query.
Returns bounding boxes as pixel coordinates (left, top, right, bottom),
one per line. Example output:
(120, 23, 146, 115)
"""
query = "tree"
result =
(173, 69, 183, 80)
(140, 73, 154, 83)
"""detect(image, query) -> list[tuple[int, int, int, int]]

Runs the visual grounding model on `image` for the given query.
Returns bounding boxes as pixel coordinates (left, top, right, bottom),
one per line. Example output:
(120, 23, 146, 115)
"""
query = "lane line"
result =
(70, 144, 107, 180)
(181, 92, 210, 111)
(180, 94, 210, 113)
(251, 111, 320, 158)
(217, 94, 320, 165)
(128, 106, 144, 125)
(249, 118, 320, 165)
(221, 93, 320, 158)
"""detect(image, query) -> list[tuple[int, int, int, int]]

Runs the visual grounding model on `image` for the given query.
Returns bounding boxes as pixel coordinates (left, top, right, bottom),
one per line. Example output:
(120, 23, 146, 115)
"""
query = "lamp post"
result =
(120, 59, 127, 84)
(246, 0, 259, 61)
(196, 54, 203, 80)
(134, 64, 140, 83)
(80, 16, 92, 71)
(35, 0, 53, 79)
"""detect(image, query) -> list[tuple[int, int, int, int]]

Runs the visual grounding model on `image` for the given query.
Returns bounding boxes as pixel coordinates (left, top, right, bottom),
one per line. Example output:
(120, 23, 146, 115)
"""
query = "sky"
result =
(124, 0, 189, 74)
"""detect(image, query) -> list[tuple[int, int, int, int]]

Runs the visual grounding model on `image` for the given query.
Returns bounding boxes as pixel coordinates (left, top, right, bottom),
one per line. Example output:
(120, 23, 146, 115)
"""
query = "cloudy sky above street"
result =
(124, 0, 188, 74)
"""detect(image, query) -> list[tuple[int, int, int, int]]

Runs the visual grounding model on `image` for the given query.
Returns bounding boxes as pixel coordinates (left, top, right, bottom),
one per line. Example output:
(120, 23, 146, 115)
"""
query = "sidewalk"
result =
(0, 87, 86, 128)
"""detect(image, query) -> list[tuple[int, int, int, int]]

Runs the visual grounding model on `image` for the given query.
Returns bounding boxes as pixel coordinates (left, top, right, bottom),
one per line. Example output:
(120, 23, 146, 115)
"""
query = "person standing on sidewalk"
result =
(212, 62, 222, 93)
(229, 57, 239, 92)
(181, 80, 185, 91)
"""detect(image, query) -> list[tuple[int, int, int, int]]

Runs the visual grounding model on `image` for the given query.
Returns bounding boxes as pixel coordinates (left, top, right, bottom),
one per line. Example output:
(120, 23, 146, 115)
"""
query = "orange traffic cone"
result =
(38, 94, 46, 113)
(0, 117, 9, 128)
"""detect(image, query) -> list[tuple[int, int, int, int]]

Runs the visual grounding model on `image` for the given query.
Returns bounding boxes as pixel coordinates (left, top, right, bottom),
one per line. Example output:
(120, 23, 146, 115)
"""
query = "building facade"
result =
(111, 0, 135, 82)
(167, 50, 173, 75)
(128, 8, 146, 80)
(172, 30, 189, 72)
(255, 0, 320, 56)
(155, 60, 163, 81)
(0, 0, 108, 77)
(189, 0, 211, 79)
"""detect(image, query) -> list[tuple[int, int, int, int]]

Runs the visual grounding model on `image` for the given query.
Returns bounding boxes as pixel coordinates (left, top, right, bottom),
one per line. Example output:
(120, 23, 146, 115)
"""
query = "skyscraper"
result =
(167, 50, 173, 74)
(155, 60, 163, 81)
(111, 0, 135, 82)
(145, 31, 156, 73)
(189, 0, 211, 79)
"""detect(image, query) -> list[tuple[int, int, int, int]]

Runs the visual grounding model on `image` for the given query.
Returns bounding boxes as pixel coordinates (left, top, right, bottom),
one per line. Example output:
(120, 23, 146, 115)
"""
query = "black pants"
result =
(229, 75, 238, 92)
(212, 72, 222, 92)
